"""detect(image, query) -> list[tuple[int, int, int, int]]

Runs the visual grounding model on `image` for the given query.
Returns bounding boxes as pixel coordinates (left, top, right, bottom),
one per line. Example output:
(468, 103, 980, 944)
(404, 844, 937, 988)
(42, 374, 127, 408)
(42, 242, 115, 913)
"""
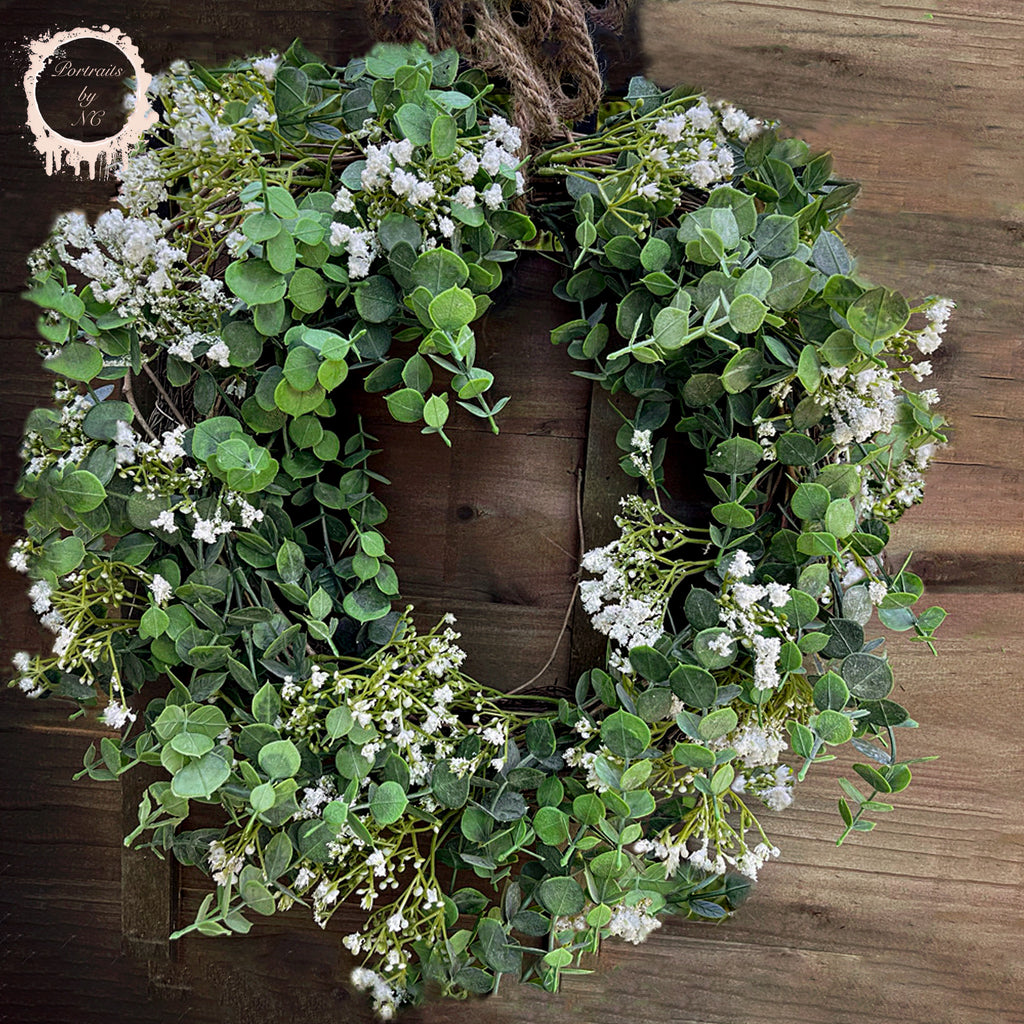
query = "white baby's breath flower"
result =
(150, 574, 173, 606)
(332, 187, 355, 212)
(101, 701, 137, 730)
(252, 54, 281, 83)
(206, 339, 231, 368)
(150, 509, 178, 533)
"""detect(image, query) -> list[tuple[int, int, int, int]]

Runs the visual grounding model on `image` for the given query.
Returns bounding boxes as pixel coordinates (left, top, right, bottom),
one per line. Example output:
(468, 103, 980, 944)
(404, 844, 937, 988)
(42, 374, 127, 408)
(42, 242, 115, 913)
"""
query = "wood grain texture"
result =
(1, 2, 1022, 1024)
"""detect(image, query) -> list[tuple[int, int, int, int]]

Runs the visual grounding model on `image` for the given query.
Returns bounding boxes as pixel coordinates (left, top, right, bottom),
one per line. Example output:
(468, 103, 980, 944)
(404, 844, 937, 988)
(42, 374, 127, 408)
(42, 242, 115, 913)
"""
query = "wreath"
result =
(9, 40, 952, 1018)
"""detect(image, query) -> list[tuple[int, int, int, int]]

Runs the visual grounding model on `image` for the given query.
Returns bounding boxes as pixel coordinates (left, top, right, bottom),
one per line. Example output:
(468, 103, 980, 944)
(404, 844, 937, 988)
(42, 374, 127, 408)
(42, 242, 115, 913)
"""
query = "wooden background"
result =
(1, 2, 1022, 1022)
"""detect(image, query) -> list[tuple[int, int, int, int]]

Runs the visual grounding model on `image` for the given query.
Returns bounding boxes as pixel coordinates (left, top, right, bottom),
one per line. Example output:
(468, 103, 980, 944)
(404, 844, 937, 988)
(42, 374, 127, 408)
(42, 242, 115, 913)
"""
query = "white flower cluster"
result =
(716, 552, 793, 693)
(717, 102, 763, 144)
(207, 839, 254, 887)
(729, 722, 788, 768)
(733, 763, 795, 813)
(7, 538, 31, 575)
(628, 428, 654, 478)
(167, 330, 230, 368)
(329, 221, 380, 280)
(114, 151, 168, 216)
(636, 826, 781, 882)
(859, 457, 930, 519)
(328, 113, 524, 280)
(811, 295, 952, 519)
(690, 837, 780, 881)
(251, 53, 281, 84)
(152, 64, 245, 158)
(295, 775, 338, 820)
(821, 363, 902, 450)
(915, 296, 955, 355)
(558, 898, 663, 946)
(39, 207, 230, 356)
(20, 392, 99, 477)
(11, 650, 43, 699)
(562, 745, 608, 793)
(732, 841, 781, 881)
(21, 392, 263, 546)
(276, 622, 509, 797)
(28, 567, 128, 659)
(149, 574, 174, 606)
(579, 495, 698, 662)
(632, 833, 692, 878)
(636, 96, 761, 196)
(350, 967, 402, 1020)
(101, 700, 138, 730)
(753, 416, 778, 462)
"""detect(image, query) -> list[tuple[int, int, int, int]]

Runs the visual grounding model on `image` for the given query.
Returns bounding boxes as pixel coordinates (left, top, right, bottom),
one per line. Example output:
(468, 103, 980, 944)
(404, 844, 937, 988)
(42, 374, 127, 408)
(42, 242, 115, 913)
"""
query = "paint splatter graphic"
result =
(24, 25, 156, 178)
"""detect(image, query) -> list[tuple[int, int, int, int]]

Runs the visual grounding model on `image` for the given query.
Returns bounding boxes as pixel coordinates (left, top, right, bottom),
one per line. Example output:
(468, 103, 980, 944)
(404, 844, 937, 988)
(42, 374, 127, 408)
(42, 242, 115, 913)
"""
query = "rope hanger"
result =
(366, 0, 638, 147)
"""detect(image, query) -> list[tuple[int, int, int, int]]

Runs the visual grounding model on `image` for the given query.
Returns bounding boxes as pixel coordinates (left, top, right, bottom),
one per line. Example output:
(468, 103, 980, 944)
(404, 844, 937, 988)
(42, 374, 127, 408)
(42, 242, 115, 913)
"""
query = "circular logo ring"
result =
(24, 25, 156, 178)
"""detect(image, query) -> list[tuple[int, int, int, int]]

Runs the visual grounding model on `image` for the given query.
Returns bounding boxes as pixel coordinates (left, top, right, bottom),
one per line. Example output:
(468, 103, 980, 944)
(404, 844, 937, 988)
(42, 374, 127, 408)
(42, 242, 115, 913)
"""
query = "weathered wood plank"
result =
(121, 764, 176, 961)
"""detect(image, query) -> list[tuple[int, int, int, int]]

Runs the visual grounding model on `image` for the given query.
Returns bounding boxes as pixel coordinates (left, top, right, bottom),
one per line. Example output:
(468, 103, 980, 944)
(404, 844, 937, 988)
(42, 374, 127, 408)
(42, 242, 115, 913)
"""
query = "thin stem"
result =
(121, 373, 158, 441)
(507, 466, 586, 694)
(141, 363, 188, 425)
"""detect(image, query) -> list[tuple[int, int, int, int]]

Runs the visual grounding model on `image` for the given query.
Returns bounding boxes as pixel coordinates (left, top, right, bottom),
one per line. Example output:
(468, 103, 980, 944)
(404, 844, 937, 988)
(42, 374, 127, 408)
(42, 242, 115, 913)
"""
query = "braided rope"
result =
(365, 0, 638, 147)
(366, 0, 437, 48)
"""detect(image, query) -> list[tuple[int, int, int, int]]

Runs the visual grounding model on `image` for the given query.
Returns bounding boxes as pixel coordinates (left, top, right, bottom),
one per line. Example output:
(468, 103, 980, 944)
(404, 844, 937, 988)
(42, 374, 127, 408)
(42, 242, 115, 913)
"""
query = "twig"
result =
(507, 465, 586, 694)
(121, 373, 158, 441)
(141, 363, 188, 425)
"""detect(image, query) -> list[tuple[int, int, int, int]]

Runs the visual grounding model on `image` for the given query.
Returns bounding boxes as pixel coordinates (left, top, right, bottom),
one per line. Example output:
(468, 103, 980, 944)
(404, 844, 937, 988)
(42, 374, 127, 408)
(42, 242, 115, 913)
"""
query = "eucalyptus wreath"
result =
(9, 40, 952, 1018)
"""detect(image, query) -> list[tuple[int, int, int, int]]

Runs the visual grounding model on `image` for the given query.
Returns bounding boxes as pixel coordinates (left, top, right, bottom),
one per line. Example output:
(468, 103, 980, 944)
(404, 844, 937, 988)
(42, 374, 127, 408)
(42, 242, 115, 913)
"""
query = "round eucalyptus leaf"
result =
(258, 739, 302, 779)
(842, 653, 894, 700)
(536, 877, 585, 917)
(370, 779, 409, 825)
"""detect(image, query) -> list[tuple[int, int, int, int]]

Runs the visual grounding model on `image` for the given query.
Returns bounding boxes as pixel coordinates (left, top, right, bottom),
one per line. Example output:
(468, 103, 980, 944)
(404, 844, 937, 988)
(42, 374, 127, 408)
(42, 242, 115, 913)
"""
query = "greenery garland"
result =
(8, 40, 952, 1018)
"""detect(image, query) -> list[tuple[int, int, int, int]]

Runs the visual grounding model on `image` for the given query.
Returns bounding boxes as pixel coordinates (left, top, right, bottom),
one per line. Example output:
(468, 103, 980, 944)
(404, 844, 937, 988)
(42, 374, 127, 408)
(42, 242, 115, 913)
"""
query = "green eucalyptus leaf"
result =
(44, 342, 103, 382)
(600, 710, 651, 759)
(728, 293, 768, 333)
(697, 707, 738, 743)
(429, 286, 477, 331)
(813, 671, 850, 711)
(846, 287, 910, 343)
(411, 248, 469, 294)
(226, 259, 286, 306)
(355, 275, 398, 323)
(536, 877, 585, 917)
(754, 214, 799, 258)
(370, 779, 408, 825)
(288, 268, 327, 313)
(258, 739, 302, 779)
(811, 229, 852, 275)
(842, 653, 894, 700)
(385, 387, 426, 423)
(56, 470, 106, 512)
(82, 400, 133, 441)
(533, 806, 570, 846)
(721, 348, 763, 394)
(171, 748, 231, 799)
